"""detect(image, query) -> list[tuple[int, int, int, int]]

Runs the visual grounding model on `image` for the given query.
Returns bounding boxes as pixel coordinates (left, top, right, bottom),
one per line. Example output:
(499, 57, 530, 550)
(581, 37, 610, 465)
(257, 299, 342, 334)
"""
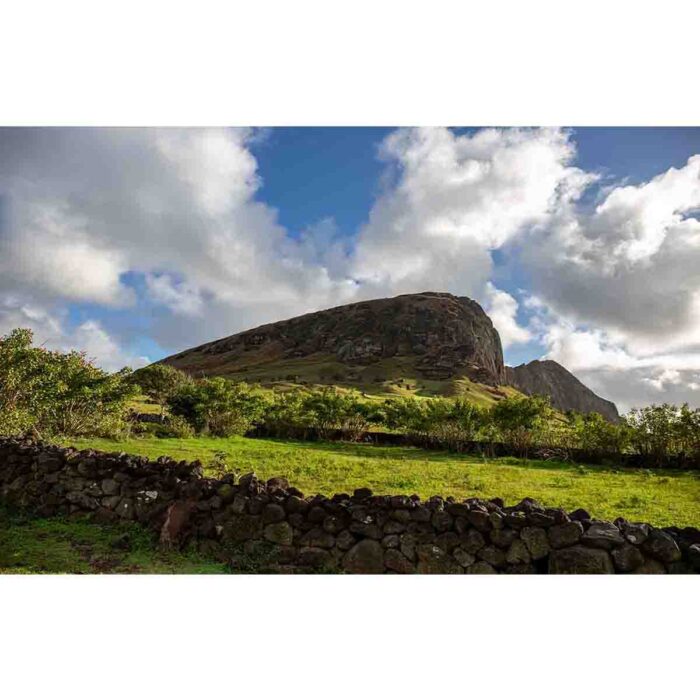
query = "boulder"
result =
(384, 549, 415, 574)
(549, 546, 614, 574)
(548, 521, 583, 549)
(611, 543, 644, 573)
(264, 521, 293, 546)
(343, 539, 385, 574)
(505, 539, 531, 565)
(416, 544, 463, 574)
(521, 526, 550, 560)
(262, 503, 286, 524)
(581, 522, 624, 550)
(642, 530, 681, 563)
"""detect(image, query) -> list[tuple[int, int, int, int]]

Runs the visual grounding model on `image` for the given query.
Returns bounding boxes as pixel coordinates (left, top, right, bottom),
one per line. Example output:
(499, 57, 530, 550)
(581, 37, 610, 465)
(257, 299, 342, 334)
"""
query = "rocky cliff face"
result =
(506, 360, 620, 422)
(162, 292, 506, 384)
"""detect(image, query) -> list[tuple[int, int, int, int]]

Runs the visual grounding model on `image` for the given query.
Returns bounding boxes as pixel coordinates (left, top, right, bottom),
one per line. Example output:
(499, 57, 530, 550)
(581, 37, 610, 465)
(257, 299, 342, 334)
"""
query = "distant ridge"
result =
(506, 360, 620, 422)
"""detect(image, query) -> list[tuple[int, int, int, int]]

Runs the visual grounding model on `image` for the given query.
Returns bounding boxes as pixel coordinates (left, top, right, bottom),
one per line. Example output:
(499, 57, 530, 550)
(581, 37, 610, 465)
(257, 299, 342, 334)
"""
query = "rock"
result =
(569, 508, 591, 522)
(504, 563, 537, 574)
(411, 506, 432, 522)
(621, 522, 650, 546)
(400, 534, 417, 561)
(298, 547, 333, 569)
(266, 476, 289, 491)
(238, 472, 258, 491)
(383, 519, 407, 535)
(335, 530, 356, 551)
(416, 545, 462, 574)
(467, 510, 491, 532)
(262, 503, 286, 524)
(505, 539, 531, 565)
(478, 545, 505, 569)
(230, 494, 248, 514)
(489, 528, 518, 549)
(264, 521, 293, 546)
(549, 546, 614, 574)
(322, 515, 346, 534)
(642, 530, 681, 563)
(221, 514, 262, 543)
(520, 526, 550, 560)
(466, 562, 497, 574)
(505, 512, 528, 530)
(581, 522, 624, 550)
(284, 495, 307, 514)
(634, 558, 666, 574)
(431, 511, 453, 532)
(611, 543, 644, 572)
(548, 521, 583, 549)
(452, 548, 476, 568)
(160, 501, 195, 547)
(460, 529, 486, 554)
(384, 549, 415, 574)
(343, 540, 385, 574)
(101, 495, 122, 510)
(688, 544, 700, 571)
(101, 478, 120, 496)
(307, 505, 327, 523)
(300, 528, 336, 549)
(348, 521, 381, 539)
(115, 498, 135, 520)
(382, 534, 400, 549)
(216, 483, 235, 504)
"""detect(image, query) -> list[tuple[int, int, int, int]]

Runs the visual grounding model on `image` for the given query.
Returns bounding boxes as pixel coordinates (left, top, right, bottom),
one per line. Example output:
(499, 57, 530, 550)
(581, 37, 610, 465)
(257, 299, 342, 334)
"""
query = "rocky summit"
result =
(506, 360, 620, 422)
(161, 291, 619, 419)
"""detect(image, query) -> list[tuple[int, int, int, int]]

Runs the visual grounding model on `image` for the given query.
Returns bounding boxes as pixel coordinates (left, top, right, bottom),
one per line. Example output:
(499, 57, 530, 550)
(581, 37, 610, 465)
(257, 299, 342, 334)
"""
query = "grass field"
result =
(62, 435, 700, 528)
(0, 505, 227, 574)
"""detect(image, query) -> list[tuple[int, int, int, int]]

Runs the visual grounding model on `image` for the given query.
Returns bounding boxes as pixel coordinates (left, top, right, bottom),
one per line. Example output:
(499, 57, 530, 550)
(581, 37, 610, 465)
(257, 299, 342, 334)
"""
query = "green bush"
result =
(131, 364, 192, 418)
(167, 377, 267, 437)
(0, 328, 137, 439)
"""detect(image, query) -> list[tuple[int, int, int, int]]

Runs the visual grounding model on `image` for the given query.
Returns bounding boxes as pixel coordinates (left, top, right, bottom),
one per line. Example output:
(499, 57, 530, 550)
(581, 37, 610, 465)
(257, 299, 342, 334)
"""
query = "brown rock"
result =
(343, 540, 385, 574)
(384, 549, 415, 574)
(549, 546, 614, 574)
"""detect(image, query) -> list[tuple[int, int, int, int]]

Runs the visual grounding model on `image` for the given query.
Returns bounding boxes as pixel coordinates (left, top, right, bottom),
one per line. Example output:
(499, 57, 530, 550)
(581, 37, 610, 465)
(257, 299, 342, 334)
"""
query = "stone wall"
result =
(1, 437, 698, 574)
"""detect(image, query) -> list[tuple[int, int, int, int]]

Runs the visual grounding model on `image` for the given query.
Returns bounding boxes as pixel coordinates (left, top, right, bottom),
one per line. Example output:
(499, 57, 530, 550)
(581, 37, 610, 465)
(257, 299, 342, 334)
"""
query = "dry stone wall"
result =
(1, 437, 699, 574)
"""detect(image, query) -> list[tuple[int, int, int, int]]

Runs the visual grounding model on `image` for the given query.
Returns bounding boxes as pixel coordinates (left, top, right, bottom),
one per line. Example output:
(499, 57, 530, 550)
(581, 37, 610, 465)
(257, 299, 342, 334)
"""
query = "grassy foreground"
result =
(63, 435, 700, 528)
(0, 505, 227, 574)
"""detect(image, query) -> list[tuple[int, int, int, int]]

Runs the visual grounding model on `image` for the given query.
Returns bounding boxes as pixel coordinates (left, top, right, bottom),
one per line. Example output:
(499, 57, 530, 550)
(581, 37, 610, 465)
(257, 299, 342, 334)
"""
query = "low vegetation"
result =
(0, 504, 228, 574)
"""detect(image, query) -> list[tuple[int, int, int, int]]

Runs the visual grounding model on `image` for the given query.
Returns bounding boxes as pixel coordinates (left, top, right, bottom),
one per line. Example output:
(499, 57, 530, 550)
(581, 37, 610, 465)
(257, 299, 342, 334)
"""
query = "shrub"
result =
(489, 395, 553, 455)
(167, 378, 267, 437)
(0, 328, 137, 439)
(131, 364, 192, 418)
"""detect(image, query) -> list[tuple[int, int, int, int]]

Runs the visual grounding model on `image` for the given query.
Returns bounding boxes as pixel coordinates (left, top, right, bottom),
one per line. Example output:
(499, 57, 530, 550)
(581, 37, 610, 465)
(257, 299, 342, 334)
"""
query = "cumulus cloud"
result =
(1, 126, 699, 410)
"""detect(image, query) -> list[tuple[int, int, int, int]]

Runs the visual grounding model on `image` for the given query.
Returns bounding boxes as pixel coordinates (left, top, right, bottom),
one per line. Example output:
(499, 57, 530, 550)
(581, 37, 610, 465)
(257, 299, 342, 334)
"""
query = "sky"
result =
(1, 126, 699, 412)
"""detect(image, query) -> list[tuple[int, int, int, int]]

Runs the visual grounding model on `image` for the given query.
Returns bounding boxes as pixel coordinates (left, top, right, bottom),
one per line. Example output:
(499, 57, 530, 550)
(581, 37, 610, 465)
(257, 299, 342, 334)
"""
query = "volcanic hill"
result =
(160, 291, 619, 418)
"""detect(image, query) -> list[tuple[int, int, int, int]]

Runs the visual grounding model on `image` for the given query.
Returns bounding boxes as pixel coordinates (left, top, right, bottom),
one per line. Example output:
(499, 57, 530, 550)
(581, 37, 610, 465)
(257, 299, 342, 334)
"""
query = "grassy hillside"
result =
(62, 435, 700, 528)
(161, 351, 524, 405)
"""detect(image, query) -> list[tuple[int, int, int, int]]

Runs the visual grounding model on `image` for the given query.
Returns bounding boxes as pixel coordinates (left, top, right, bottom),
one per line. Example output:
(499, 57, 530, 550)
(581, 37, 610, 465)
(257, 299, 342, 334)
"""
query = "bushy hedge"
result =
(0, 328, 138, 439)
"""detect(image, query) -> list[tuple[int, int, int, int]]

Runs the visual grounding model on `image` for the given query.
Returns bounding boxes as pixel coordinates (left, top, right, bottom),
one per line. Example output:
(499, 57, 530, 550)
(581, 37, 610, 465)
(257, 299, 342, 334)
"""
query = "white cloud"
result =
(1, 126, 699, 411)
(484, 283, 531, 348)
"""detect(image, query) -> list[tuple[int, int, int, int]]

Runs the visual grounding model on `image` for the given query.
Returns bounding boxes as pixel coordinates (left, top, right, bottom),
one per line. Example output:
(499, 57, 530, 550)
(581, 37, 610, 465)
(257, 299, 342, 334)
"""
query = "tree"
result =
(167, 378, 267, 437)
(490, 395, 553, 455)
(0, 328, 137, 438)
(132, 363, 192, 418)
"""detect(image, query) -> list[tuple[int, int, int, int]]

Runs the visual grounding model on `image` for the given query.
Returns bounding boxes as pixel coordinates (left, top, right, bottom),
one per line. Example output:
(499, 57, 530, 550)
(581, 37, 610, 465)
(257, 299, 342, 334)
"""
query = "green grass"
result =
(0, 505, 228, 574)
(62, 435, 700, 528)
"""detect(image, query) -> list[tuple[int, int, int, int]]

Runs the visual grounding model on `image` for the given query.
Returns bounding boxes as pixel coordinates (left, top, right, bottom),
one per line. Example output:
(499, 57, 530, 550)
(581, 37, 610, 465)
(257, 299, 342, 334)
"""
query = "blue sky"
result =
(1, 126, 699, 410)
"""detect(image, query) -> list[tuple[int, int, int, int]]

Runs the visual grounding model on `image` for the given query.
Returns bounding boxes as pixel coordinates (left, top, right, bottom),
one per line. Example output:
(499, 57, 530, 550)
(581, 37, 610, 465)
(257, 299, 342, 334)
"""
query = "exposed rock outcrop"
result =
(506, 360, 620, 422)
(162, 292, 506, 384)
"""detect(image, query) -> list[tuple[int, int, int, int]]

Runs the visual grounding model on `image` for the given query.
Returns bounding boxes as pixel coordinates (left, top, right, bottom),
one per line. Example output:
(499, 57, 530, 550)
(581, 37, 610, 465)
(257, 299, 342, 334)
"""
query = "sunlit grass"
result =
(62, 434, 700, 528)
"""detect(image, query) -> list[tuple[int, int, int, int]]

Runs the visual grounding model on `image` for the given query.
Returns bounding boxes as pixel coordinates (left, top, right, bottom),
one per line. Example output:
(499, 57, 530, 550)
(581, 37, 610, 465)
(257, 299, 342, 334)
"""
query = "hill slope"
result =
(160, 291, 619, 417)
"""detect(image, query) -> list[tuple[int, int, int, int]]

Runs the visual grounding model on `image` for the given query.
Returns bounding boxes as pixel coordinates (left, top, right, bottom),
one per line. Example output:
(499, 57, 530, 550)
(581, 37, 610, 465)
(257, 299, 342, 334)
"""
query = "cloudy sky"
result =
(1, 126, 699, 411)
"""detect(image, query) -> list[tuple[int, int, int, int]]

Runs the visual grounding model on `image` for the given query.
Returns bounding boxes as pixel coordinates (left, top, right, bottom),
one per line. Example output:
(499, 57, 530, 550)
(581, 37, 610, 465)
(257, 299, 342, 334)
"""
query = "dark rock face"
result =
(505, 360, 620, 422)
(161, 292, 506, 385)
